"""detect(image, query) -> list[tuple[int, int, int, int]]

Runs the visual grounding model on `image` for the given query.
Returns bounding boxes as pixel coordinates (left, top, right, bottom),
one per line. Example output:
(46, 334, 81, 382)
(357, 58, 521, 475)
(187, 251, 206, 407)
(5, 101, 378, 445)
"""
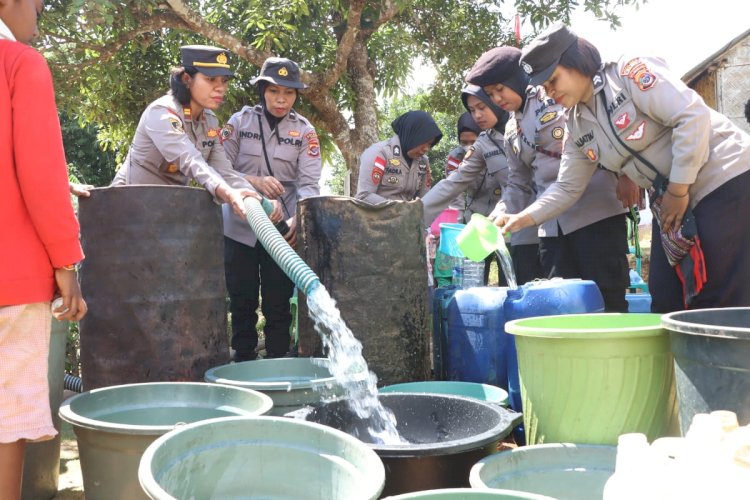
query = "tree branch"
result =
(319, 0, 365, 90)
(361, 0, 401, 38)
(164, 0, 272, 67)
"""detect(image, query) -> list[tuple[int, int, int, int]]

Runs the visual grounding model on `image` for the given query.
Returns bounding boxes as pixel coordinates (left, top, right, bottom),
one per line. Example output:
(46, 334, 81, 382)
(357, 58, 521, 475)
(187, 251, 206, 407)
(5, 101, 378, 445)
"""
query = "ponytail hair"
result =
(169, 66, 199, 106)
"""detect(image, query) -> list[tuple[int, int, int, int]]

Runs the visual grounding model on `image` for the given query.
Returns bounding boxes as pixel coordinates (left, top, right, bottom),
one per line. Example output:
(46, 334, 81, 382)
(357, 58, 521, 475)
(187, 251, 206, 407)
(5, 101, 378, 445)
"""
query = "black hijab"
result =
(391, 111, 443, 165)
(461, 84, 509, 133)
(456, 111, 482, 137)
(258, 81, 297, 130)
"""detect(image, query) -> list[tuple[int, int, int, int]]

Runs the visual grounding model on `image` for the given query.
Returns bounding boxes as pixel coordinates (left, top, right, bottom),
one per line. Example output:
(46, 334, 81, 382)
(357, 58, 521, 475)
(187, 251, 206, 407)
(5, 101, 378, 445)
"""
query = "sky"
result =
(568, 0, 748, 77)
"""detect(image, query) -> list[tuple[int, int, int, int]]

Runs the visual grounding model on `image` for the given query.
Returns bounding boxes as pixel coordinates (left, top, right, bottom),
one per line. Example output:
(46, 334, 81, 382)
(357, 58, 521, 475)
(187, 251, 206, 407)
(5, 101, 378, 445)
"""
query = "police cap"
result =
(180, 45, 234, 77)
(465, 47, 529, 98)
(520, 22, 578, 86)
(250, 57, 308, 89)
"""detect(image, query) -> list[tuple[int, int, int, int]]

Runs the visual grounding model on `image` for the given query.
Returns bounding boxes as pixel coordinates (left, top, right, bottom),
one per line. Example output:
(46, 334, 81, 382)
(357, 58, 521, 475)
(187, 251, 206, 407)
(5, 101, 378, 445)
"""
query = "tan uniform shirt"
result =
(111, 95, 250, 197)
(524, 56, 750, 225)
(500, 86, 625, 236)
(422, 129, 538, 245)
(356, 135, 431, 204)
(221, 105, 322, 247)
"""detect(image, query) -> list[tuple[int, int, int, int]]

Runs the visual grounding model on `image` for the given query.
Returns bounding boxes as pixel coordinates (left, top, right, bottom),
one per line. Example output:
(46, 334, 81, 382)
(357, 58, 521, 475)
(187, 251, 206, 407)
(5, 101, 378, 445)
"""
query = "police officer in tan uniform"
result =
(356, 110, 442, 204)
(111, 45, 263, 217)
(423, 85, 542, 285)
(222, 57, 322, 361)
(467, 46, 633, 311)
(503, 23, 750, 311)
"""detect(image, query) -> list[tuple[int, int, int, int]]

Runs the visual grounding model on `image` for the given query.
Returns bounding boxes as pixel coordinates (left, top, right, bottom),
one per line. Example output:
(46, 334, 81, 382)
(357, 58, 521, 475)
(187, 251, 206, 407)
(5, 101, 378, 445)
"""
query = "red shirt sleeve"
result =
(12, 48, 83, 267)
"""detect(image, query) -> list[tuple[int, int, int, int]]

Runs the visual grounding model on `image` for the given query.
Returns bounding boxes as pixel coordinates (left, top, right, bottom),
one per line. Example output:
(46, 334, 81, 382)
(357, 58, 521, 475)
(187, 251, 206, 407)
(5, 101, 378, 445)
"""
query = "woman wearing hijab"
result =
(422, 85, 542, 285)
(465, 46, 635, 311)
(500, 23, 750, 311)
(221, 57, 322, 361)
(111, 45, 262, 218)
(356, 110, 442, 203)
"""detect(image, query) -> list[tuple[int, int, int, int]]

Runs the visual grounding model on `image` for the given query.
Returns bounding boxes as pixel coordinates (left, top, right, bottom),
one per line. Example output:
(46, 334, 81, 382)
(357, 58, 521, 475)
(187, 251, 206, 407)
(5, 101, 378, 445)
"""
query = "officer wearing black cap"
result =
(221, 57, 321, 361)
(503, 22, 750, 312)
(111, 45, 267, 219)
(466, 44, 631, 311)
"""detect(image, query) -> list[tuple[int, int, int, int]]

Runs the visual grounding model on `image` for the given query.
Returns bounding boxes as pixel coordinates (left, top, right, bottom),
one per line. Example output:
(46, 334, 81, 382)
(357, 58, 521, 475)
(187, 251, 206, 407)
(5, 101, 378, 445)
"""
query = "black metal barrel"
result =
(78, 186, 229, 390)
(296, 196, 430, 386)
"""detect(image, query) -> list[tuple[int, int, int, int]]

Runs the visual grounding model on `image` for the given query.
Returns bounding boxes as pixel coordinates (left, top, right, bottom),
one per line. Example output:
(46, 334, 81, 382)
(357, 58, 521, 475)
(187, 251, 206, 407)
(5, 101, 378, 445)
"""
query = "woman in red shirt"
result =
(1, 2, 87, 498)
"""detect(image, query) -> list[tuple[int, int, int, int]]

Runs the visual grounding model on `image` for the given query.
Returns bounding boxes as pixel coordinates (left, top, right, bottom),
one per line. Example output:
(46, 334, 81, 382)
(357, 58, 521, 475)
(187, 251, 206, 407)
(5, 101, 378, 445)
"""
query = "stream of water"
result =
(307, 286, 406, 444)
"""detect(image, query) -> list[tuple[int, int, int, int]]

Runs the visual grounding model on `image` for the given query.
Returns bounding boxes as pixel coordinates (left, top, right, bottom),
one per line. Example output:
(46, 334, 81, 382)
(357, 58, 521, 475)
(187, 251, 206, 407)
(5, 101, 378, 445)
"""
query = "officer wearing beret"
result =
(356, 110, 442, 204)
(111, 45, 269, 218)
(221, 57, 322, 361)
(501, 23, 750, 311)
(468, 45, 633, 311)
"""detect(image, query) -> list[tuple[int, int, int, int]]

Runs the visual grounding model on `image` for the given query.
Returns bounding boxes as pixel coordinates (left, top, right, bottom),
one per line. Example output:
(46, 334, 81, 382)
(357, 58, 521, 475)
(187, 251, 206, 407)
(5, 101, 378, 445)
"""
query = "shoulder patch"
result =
(168, 117, 184, 134)
(220, 124, 234, 143)
(621, 58, 657, 91)
(305, 130, 320, 157)
(372, 156, 386, 184)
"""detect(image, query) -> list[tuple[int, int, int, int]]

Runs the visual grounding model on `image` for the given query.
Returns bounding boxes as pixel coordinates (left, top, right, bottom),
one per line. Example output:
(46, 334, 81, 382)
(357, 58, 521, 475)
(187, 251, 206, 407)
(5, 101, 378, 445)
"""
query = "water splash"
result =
(307, 286, 406, 444)
(495, 236, 518, 290)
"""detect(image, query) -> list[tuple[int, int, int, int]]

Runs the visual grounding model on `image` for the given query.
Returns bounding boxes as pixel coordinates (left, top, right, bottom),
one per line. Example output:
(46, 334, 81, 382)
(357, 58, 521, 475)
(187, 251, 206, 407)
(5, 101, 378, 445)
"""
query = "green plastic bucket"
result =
(505, 313, 679, 444)
(379, 381, 509, 407)
(384, 488, 553, 499)
(59, 382, 272, 500)
(205, 357, 363, 416)
(457, 213, 502, 262)
(138, 415, 385, 499)
(470, 443, 616, 500)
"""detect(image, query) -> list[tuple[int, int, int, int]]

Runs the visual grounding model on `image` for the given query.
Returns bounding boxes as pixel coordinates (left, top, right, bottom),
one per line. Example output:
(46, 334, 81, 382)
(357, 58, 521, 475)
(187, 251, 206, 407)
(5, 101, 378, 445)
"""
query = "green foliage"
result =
(60, 113, 118, 186)
(40, 0, 641, 174)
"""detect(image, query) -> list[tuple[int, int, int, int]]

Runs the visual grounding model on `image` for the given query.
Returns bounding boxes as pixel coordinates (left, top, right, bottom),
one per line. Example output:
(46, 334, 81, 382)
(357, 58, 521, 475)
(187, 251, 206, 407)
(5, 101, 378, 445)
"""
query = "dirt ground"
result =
(52, 396, 84, 499)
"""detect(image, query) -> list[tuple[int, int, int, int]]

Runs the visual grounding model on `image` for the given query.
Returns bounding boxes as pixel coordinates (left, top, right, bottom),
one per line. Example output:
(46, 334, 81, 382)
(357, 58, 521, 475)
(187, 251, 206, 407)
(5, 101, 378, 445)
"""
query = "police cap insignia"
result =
(180, 45, 233, 77)
(494, 188, 502, 196)
(522, 62, 533, 74)
(278, 67, 289, 76)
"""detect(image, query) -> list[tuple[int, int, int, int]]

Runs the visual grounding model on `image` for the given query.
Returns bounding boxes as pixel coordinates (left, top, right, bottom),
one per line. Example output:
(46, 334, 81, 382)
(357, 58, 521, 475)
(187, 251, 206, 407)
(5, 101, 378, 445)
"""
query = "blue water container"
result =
(443, 287, 511, 388)
(625, 292, 652, 313)
(504, 279, 605, 413)
(431, 286, 457, 379)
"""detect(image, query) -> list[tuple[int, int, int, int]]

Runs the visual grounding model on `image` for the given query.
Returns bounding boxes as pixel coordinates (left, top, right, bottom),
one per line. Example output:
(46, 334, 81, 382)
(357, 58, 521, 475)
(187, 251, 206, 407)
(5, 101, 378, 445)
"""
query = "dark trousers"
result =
(650, 169, 750, 313)
(224, 236, 295, 358)
(539, 214, 629, 312)
(483, 244, 543, 286)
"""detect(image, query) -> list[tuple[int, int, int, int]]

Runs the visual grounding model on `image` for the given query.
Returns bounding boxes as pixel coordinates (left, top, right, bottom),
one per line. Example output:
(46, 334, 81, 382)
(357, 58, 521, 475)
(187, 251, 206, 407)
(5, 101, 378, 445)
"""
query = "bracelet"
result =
(666, 189, 689, 198)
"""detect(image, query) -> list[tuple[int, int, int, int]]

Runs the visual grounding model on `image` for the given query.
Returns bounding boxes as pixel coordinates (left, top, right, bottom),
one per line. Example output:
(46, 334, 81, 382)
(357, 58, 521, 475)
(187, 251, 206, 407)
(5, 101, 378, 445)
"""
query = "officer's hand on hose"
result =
(69, 182, 95, 198)
(53, 267, 87, 322)
(218, 185, 258, 218)
(268, 199, 284, 224)
(616, 174, 641, 209)
(247, 175, 285, 200)
(660, 184, 690, 233)
(500, 213, 536, 234)
(283, 216, 297, 247)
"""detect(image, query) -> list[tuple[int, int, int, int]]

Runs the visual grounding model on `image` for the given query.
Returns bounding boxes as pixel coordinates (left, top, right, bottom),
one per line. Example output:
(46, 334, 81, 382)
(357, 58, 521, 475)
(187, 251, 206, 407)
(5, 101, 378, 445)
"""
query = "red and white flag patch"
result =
(372, 156, 386, 184)
(446, 156, 461, 175)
